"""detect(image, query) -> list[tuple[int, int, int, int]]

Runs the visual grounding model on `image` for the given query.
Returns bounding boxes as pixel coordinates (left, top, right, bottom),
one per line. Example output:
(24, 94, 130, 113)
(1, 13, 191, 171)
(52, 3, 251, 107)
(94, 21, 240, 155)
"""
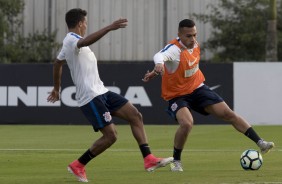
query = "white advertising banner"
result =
(234, 62, 282, 125)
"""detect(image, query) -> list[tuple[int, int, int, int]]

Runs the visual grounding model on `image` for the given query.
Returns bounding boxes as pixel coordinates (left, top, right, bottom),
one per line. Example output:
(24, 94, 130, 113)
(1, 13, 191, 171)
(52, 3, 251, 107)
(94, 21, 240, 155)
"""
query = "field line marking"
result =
(0, 148, 281, 152)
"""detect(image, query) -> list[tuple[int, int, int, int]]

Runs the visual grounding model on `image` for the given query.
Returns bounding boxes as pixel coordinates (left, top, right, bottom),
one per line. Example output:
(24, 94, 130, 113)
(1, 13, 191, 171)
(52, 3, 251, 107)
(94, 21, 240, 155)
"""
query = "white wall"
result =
(234, 62, 282, 125)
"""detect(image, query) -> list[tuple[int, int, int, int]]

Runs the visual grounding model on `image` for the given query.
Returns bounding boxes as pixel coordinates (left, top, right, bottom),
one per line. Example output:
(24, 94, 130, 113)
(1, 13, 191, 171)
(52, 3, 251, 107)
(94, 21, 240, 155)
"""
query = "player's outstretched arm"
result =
(77, 18, 128, 48)
(47, 59, 65, 103)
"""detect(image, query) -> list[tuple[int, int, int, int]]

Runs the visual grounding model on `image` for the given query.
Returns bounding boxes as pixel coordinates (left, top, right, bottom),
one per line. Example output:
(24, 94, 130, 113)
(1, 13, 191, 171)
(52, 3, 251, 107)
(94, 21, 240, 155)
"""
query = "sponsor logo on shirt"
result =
(187, 57, 198, 67)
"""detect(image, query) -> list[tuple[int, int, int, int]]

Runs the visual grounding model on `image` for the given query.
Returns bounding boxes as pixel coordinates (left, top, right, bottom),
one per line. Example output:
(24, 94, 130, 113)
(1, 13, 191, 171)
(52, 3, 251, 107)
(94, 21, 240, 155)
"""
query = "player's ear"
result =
(78, 21, 82, 27)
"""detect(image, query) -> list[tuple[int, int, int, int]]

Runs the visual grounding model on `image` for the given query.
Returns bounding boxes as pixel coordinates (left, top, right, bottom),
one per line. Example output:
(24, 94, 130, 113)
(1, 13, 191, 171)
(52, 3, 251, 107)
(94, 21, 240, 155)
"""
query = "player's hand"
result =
(142, 64, 164, 82)
(110, 18, 128, 30)
(154, 63, 164, 75)
(47, 89, 60, 103)
(142, 70, 158, 82)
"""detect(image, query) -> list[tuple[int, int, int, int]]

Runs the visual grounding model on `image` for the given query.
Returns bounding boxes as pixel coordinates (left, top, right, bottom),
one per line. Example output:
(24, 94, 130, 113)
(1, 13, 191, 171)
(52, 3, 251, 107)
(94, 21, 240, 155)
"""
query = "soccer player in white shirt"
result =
(47, 8, 172, 183)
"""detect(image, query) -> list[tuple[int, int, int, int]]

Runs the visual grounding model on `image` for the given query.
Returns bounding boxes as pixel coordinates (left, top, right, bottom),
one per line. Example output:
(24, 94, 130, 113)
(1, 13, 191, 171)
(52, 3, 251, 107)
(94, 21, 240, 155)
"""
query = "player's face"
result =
(178, 26, 197, 49)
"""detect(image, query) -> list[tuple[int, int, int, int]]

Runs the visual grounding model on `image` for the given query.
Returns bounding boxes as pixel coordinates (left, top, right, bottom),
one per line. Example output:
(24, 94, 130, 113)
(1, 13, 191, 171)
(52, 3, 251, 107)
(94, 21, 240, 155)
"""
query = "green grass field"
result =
(0, 125, 281, 184)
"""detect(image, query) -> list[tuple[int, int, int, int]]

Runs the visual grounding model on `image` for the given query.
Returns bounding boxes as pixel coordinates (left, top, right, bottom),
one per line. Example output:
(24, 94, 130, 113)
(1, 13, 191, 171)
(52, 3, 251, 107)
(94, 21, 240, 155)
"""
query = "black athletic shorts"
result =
(167, 84, 224, 120)
(80, 91, 128, 132)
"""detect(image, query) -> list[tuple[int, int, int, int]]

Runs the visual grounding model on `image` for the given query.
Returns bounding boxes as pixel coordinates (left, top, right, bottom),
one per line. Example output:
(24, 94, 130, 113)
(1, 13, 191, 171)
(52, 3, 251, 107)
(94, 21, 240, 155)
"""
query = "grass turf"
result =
(0, 125, 281, 184)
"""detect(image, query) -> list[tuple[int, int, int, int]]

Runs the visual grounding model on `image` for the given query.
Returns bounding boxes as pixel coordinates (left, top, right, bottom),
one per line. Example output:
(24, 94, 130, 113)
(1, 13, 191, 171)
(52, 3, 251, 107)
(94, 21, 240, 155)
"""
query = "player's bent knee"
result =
(130, 110, 143, 123)
(105, 133, 118, 145)
(103, 128, 118, 145)
(136, 111, 143, 121)
(178, 119, 193, 131)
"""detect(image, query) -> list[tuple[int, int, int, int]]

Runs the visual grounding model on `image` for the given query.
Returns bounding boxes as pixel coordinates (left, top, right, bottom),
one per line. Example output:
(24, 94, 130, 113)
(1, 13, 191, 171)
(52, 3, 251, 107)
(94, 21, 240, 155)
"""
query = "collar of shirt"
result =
(69, 32, 83, 39)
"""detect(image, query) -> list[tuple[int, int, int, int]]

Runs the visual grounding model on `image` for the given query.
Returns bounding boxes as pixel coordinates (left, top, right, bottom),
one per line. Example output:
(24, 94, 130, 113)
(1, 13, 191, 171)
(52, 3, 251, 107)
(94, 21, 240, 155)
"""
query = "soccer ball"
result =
(240, 149, 263, 170)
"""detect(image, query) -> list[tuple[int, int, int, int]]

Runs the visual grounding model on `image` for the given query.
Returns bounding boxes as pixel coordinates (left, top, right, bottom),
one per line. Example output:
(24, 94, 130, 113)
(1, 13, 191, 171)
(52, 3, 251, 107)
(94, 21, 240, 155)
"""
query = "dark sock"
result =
(78, 149, 96, 165)
(244, 127, 261, 143)
(139, 144, 151, 158)
(173, 147, 182, 161)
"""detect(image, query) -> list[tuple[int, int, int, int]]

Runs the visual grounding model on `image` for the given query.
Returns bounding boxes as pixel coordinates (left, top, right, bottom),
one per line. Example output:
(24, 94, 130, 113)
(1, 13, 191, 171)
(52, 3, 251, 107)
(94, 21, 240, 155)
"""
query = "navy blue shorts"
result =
(80, 91, 128, 132)
(167, 84, 224, 120)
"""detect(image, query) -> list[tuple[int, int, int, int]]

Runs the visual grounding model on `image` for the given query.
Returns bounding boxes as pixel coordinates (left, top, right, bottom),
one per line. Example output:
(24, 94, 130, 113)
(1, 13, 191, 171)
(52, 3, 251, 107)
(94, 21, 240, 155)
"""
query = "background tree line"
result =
(193, 0, 281, 62)
(0, 0, 281, 63)
(0, 0, 60, 63)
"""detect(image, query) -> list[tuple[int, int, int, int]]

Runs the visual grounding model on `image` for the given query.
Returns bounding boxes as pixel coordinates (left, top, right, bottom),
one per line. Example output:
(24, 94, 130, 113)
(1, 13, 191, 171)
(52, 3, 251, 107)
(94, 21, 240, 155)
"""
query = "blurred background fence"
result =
(1, 0, 281, 63)
(21, 0, 216, 61)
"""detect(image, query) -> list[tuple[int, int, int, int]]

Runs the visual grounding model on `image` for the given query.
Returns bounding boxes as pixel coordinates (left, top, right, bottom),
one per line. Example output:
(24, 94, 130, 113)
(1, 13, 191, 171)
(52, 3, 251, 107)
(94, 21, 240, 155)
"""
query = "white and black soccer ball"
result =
(240, 149, 263, 170)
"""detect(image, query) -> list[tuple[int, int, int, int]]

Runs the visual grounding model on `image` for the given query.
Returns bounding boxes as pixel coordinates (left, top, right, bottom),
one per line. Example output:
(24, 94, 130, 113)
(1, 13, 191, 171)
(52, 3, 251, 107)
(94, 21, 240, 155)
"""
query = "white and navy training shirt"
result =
(57, 32, 108, 107)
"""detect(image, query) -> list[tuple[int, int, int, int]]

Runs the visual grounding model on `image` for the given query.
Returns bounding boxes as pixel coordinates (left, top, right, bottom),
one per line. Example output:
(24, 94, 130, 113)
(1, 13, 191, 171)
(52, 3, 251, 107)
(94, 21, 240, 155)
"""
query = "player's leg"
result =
(113, 101, 173, 171)
(170, 107, 193, 172)
(68, 96, 117, 182)
(67, 124, 117, 182)
(205, 102, 250, 133)
(113, 101, 147, 144)
(204, 102, 274, 154)
(89, 123, 118, 155)
(175, 107, 194, 149)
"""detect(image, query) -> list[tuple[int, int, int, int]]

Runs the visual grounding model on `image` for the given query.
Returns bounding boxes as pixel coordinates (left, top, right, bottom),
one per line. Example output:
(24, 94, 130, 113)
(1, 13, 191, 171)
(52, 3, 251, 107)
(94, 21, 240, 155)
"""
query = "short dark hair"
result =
(65, 8, 87, 29)
(178, 19, 195, 30)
